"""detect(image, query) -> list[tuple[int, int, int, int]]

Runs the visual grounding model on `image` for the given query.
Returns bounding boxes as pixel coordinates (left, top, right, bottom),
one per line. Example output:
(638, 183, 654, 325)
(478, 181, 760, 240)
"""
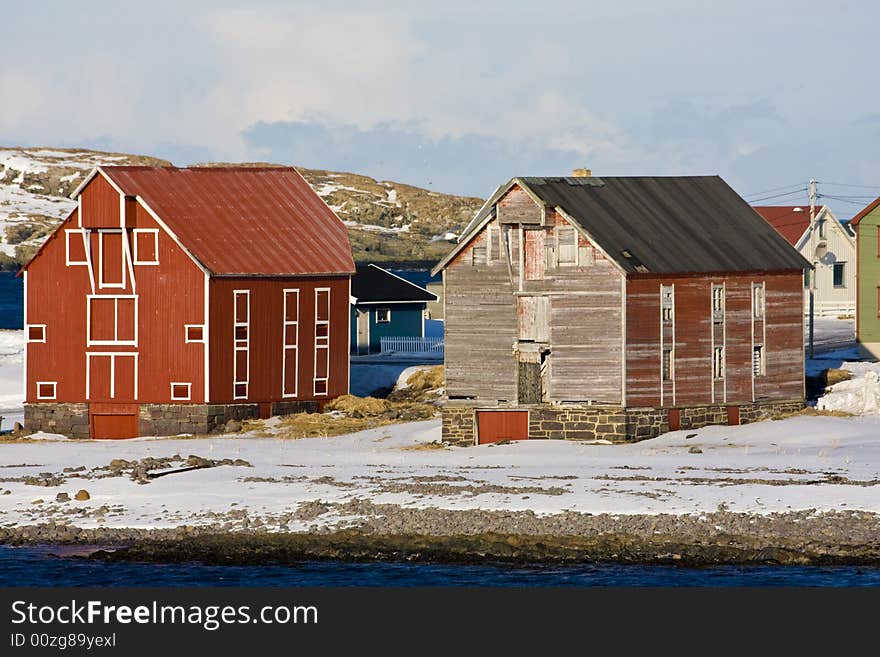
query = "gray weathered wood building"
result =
(432, 173, 809, 445)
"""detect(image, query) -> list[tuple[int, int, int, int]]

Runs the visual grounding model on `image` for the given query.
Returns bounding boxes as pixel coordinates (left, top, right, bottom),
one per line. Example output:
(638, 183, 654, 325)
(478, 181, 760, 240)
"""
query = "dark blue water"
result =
(1, 547, 879, 587)
(0, 271, 23, 329)
(389, 269, 440, 289)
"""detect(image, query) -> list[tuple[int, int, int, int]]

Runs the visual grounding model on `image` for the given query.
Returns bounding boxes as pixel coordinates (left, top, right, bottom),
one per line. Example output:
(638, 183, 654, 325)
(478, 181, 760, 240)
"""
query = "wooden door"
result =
(90, 411, 139, 439)
(356, 309, 370, 354)
(477, 410, 529, 444)
(727, 406, 740, 426)
(87, 354, 136, 402)
(668, 408, 681, 431)
(524, 230, 545, 280)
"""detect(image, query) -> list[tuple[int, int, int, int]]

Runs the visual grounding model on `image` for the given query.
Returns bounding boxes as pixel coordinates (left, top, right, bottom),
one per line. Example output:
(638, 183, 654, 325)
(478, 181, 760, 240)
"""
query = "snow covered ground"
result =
(2, 414, 880, 531)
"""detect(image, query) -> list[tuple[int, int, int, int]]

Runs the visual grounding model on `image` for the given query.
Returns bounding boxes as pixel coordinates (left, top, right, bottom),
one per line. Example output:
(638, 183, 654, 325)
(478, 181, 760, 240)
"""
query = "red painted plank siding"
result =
(208, 277, 350, 404)
(625, 272, 803, 407)
(80, 174, 120, 228)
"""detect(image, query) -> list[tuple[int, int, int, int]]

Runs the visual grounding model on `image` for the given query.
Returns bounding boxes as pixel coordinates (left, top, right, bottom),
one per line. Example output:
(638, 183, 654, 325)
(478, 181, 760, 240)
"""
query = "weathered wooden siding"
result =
(444, 224, 518, 401)
(497, 184, 542, 224)
(208, 276, 350, 404)
(626, 272, 803, 407)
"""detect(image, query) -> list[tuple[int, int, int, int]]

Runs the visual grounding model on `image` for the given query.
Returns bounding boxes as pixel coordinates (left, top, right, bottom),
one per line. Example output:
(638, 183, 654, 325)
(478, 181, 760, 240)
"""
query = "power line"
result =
(817, 181, 880, 190)
(748, 188, 808, 203)
(744, 183, 807, 199)
(816, 193, 873, 206)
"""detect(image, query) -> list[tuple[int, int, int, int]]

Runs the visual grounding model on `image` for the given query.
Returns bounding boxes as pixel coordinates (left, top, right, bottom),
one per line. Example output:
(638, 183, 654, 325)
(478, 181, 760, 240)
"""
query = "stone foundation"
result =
(25, 400, 320, 439)
(23, 403, 90, 440)
(441, 399, 805, 446)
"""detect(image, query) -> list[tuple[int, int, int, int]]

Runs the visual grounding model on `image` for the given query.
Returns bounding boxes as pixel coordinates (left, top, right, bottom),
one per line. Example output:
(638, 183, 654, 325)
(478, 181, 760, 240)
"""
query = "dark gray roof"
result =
(519, 176, 809, 274)
(352, 264, 437, 303)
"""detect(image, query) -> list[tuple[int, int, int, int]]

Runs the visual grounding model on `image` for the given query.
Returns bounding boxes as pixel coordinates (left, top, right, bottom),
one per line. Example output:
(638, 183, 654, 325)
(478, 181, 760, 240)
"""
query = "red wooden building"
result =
(21, 166, 354, 439)
(433, 173, 809, 445)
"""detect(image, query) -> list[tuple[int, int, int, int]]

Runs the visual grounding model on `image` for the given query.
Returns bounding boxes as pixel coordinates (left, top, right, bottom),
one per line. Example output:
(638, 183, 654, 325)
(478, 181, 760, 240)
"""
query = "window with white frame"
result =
(557, 227, 577, 266)
(752, 283, 765, 319)
(87, 295, 137, 346)
(662, 348, 673, 382)
(185, 325, 204, 343)
(314, 288, 330, 395)
(233, 290, 250, 400)
(170, 382, 191, 401)
(36, 381, 57, 400)
(661, 285, 674, 322)
(27, 324, 46, 343)
(753, 345, 765, 377)
(282, 289, 300, 398)
(65, 229, 88, 266)
(713, 346, 725, 380)
(133, 229, 159, 265)
(98, 230, 126, 289)
(375, 308, 391, 323)
(711, 284, 724, 324)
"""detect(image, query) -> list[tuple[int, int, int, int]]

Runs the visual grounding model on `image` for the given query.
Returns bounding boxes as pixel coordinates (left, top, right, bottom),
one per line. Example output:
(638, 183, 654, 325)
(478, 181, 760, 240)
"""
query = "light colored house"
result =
(848, 197, 880, 357)
(753, 205, 855, 317)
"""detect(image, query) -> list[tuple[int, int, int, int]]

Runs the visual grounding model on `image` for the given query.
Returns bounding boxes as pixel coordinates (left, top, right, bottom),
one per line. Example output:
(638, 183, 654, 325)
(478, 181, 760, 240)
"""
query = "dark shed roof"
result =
(352, 264, 437, 303)
(518, 176, 809, 274)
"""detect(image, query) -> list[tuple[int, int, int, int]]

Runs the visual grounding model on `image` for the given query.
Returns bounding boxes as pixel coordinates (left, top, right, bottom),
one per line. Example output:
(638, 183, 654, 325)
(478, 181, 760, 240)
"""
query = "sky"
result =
(2, 0, 878, 214)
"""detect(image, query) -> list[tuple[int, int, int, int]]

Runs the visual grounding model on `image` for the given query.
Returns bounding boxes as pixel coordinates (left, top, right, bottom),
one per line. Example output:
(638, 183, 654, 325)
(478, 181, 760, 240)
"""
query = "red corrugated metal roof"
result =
(101, 166, 354, 276)
(752, 205, 821, 246)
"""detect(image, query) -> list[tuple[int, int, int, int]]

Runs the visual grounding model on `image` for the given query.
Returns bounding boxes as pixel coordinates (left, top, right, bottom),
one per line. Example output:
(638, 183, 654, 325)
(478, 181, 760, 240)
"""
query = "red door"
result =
(727, 406, 740, 426)
(89, 402, 139, 439)
(477, 411, 529, 444)
(668, 408, 681, 431)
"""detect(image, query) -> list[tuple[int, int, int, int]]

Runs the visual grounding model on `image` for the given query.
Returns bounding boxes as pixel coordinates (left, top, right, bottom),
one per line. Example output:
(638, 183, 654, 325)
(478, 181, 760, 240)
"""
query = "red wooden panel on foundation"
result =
(89, 403, 140, 439)
(668, 408, 681, 431)
(727, 405, 740, 426)
(477, 410, 529, 444)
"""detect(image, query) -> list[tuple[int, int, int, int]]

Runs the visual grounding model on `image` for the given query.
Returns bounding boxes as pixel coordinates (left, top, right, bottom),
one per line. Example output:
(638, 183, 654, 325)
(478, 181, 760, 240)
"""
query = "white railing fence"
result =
(379, 336, 444, 354)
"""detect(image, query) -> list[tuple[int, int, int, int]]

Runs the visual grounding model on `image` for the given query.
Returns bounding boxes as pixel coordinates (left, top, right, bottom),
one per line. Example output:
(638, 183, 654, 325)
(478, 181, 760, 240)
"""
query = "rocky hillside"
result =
(0, 147, 482, 270)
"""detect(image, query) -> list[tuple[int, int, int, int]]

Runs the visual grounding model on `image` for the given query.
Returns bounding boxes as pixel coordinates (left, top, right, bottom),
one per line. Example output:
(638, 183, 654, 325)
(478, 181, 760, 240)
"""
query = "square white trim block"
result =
(87, 295, 138, 346)
(65, 229, 88, 266)
(185, 324, 205, 343)
(170, 382, 192, 401)
(133, 229, 160, 265)
(98, 229, 126, 289)
(375, 308, 391, 323)
(36, 381, 57, 400)
(26, 324, 46, 343)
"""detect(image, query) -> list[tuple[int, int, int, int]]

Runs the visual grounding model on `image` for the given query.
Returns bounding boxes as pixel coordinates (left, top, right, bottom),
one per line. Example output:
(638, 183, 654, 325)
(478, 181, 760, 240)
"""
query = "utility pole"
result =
(808, 178, 817, 359)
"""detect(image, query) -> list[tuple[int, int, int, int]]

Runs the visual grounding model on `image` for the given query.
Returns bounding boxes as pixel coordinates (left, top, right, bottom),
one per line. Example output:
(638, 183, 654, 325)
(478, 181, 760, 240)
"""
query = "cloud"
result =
(241, 118, 588, 195)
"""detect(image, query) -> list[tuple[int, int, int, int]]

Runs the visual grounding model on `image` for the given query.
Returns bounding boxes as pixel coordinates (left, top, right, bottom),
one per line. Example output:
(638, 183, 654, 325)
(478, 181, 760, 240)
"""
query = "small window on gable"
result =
(65, 229, 88, 266)
(557, 227, 577, 266)
(472, 245, 487, 266)
(185, 325, 204, 343)
(27, 325, 46, 343)
(37, 382, 57, 400)
(133, 229, 159, 265)
(817, 219, 826, 239)
(170, 382, 191, 401)
(376, 308, 391, 324)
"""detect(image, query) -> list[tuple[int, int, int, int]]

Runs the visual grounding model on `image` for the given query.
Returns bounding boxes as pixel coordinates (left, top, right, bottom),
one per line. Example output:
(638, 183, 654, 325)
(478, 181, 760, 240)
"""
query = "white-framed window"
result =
(282, 289, 300, 398)
(170, 382, 192, 401)
(98, 229, 126, 289)
(713, 346, 725, 380)
(87, 295, 138, 346)
(557, 227, 577, 266)
(133, 229, 160, 265)
(65, 229, 88, 266)
(752, 283, 765, 319)
(233, 290, 250, 400)
(185, 324, 205, 343)
(661, 285, 674, 322)
(314, 288, 330, 396)
(662, 348, 673, 382)
(753, 345, 765, 377)
(711, 284, 724, 324)
(472, 245, 487, 266)
(27, 324, 46, 343)
(375, 308, 391, 324)
(36, 381, 57, 400)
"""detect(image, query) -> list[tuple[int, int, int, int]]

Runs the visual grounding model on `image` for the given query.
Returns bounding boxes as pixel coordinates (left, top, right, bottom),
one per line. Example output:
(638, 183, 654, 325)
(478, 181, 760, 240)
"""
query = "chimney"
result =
(572, 168, 592, 177)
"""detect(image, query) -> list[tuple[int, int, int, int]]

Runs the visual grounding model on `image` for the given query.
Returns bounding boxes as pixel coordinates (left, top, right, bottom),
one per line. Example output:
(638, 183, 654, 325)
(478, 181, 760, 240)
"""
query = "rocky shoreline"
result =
(2, 503, 880, 567)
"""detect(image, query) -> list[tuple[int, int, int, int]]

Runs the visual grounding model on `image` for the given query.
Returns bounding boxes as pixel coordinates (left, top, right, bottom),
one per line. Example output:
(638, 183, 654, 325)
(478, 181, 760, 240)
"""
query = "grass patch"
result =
(770, 406, 854, 421)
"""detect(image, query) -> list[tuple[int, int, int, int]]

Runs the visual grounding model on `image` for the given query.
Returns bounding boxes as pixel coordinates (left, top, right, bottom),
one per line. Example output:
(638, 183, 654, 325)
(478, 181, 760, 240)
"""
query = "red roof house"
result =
(752, 205, 822, 246)
(21, 166, 355, 439)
